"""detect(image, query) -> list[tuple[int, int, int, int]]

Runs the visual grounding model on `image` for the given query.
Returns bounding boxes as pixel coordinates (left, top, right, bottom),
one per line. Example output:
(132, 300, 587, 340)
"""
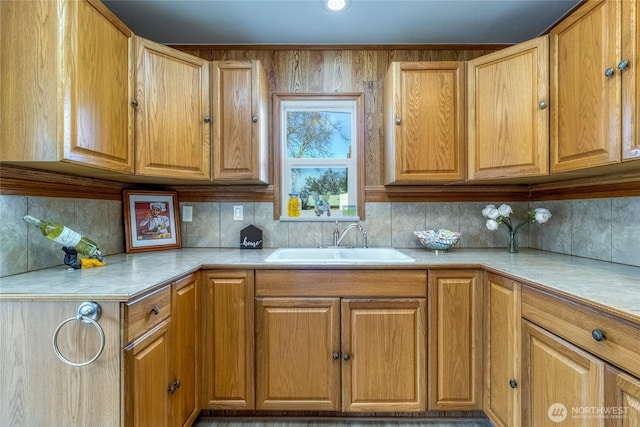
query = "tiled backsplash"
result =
(1, 195, 638, 276)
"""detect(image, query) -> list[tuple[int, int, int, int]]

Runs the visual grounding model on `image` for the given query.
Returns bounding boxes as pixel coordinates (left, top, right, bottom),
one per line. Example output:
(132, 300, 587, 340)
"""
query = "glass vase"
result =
(508, 230, 518, 253)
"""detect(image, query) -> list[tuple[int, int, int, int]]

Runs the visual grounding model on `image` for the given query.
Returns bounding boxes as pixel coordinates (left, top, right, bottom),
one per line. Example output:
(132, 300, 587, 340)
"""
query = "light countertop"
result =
(1, 248, 639, 323)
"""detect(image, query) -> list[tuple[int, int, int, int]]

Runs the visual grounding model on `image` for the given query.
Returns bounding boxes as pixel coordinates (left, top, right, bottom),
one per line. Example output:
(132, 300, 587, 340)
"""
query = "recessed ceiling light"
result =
(326, 0, 347, 11)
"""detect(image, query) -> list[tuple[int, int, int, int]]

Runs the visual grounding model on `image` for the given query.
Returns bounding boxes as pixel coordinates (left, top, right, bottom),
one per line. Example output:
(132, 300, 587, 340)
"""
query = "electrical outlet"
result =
(233, 205, 243, 221)
(182, 205, 193, 222)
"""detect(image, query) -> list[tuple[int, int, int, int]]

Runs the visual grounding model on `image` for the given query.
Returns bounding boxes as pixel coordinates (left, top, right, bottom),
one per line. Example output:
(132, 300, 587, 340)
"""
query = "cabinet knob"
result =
(509, 379, 518, 389)
(604, 67, 615, 78)
(150, 305, 160, 315)
(332, 352, 340, 360)
(591, 329, 605, 342)
(343, 353, 350, 361)
(204, 115, 211, 123)
(131, 99, 139, 107)
(538, 101, 547, 110)
(395, 118, 402, 125)
(252, 115, 258, 123)
(168, 379, 181, 394)
(618, 59, 629, 71)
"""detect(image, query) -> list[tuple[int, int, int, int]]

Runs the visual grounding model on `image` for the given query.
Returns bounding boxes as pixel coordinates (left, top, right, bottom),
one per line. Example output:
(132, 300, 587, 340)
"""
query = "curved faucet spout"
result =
(334, 222, 368, 248)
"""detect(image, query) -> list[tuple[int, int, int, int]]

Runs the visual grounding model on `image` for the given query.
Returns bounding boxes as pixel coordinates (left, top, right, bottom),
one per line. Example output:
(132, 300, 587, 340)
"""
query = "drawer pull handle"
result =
(591, 329, 605, 342)
(150, 305, 160, 315)
(509, 379, 518, 389)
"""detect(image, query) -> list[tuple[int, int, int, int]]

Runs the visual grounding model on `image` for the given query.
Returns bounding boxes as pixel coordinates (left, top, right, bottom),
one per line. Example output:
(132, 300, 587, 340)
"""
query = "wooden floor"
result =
(194, 418, 493, 427)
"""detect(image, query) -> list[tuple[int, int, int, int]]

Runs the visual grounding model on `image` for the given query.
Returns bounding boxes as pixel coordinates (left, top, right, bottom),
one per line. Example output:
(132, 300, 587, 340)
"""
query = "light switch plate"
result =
(233, 205, 243, 221)
(182, 205, 193, 222)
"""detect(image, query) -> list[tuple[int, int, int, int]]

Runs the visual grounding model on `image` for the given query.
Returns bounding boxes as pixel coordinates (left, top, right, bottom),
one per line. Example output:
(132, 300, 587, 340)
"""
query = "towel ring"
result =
(52, 302, 105, 367)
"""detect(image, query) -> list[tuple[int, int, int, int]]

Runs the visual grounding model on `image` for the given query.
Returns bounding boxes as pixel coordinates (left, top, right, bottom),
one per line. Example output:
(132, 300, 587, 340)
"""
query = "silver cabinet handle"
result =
(618, 59, 629, 71)
(332, 352, 340, 360)
(204, 115, 211, 123)
(395, 118, 401, 125)
(604, 67, 615, 78)
(592, 329, 605, 342)
(150, 305, 160, 315)
(538, 101, 548, 109)
(131, 99, 139, 107)
(251, 115, 258, 123)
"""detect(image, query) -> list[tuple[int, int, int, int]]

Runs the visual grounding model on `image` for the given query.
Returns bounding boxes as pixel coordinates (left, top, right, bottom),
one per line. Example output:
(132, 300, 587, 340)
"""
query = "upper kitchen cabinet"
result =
(467, 36, 549, 181)
(0, 0, 134, 175)
(550, 0, 639, 174)
(211, 60, 269, 184)
(383, 62, 466, 184)
(134, 37, 211, 180)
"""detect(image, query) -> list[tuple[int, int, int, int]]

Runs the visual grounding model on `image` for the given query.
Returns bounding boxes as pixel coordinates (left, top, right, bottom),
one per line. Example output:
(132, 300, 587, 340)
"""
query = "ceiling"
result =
(101, 0, 581, 46)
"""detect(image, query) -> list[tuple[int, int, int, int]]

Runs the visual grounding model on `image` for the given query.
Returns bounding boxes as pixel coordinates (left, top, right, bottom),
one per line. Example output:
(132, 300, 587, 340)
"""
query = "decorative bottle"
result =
(287, 193, 301, 217)
(23, 215, 102, 258)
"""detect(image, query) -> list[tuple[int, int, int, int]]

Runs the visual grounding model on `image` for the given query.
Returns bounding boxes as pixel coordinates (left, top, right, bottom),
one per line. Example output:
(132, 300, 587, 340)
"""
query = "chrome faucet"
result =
(333, 221, 368, 248)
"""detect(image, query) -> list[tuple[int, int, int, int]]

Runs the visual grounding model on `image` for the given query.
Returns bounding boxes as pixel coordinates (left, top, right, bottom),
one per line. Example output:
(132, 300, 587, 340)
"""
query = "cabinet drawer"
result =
(124, 285, 171, 344)
(522, 286, 640, 378)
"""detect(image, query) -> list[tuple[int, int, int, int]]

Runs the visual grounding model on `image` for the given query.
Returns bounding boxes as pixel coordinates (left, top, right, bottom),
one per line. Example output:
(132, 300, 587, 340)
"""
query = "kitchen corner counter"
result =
(1, 247, 639, 323)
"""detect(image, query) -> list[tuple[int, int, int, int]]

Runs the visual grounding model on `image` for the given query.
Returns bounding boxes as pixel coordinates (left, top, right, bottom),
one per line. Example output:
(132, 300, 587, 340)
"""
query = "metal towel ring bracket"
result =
(52, 301, 105, 367)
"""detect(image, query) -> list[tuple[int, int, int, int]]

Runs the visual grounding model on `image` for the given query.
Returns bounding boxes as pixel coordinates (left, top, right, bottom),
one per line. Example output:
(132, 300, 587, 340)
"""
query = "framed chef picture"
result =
(123, 190, 181, 253)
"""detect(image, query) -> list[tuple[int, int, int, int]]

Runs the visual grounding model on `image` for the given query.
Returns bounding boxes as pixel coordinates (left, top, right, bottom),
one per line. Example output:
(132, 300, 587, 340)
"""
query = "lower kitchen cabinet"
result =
(201, 270, 255, 410)
(605, 366, 640, 427)
(170, 274, 200, 427)
(255, 296, 426, 412)
(521, 320, 605, 427)
(484, 273, 521, 427)
(256, 297, 341, 411)
(124, 319, 172, 426)
(254, 269, 427, 413)
(427, 269, 483, 410)
(123, 273, 199, 427)
(342, 298, 426, 412)
(521, 285, 640, 427)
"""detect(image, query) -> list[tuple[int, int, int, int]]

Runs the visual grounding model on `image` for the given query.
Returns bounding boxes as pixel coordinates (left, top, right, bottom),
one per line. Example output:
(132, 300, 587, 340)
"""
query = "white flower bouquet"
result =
(481, 204, 551, 252)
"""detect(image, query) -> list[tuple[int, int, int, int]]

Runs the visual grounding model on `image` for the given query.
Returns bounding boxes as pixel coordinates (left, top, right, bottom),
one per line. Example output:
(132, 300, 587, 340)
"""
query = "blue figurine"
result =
(313, 192, 332, 216)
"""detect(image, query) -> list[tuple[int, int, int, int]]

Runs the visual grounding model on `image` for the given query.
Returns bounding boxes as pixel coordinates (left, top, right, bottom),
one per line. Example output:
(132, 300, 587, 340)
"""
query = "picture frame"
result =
(123, 190, 181, 253)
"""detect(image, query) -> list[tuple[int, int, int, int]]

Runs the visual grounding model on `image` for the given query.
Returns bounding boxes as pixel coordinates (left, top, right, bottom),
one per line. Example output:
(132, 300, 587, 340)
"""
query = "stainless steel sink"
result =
(264, 247, 415, 264)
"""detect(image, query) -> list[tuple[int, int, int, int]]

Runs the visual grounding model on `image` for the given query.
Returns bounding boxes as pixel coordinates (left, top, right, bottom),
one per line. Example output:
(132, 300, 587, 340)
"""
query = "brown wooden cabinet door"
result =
(467, 36, 549, 181)
(550, 0, 622, 172)
(256, 297, 341, 410)
(124, 320, 172, 427)
(622, 0, 640, 161)
(342, 298, 426, 412)
(201, 270, 254, 409)
(605, 366, 640, 427)
(521, 320, 605, 427)
(66, 0, 134, 173)
(170, 274, 199, 427)
(0, 0, 134, 173)
(427, 269, 483, 410)
(134, 37, 210, 180)
(384, 62, 465, 183)
(211, 60, 269, 183)
(484, 273, 521, 427)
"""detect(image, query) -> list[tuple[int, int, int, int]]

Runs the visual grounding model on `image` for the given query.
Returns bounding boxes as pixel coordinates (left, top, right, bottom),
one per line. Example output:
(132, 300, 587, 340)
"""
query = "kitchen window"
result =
(273, 94, 364, 221)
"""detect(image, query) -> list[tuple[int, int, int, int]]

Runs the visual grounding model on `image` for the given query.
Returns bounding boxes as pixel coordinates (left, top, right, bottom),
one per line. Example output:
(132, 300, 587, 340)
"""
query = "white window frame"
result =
(274, 94, 363, 221)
